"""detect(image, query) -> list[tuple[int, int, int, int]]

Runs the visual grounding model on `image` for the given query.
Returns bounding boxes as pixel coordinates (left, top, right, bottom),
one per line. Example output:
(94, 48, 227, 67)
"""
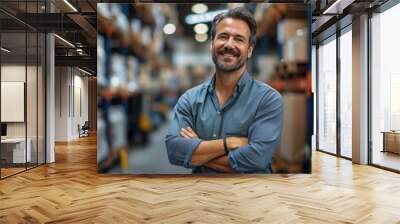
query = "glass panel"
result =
(38, 32, 45, 165)
(317, 37, 337, 154)
(26, 0, 39, 169)
(0, 0, 46, 178)
(1, 30, 27, 177)
(27, 31, 38, 169)
(38, 0, 46, 165)
(371, 3, 400, 171)
(339, 29, 352, 158)
(0, 0, 28, 177)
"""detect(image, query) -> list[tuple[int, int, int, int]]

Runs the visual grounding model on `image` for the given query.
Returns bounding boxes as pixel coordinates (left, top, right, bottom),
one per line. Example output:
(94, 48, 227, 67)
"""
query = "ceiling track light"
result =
(54, 34, 75, 48)
(322, 0, 355, 15)
(1, 47, 11, 53)
(63, 0, 78, 12)
(78, 67, 92, 76)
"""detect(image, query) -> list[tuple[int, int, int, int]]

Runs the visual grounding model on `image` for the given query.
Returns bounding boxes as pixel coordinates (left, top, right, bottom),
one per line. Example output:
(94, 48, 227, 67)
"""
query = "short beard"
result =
(212, 51, 246, 73)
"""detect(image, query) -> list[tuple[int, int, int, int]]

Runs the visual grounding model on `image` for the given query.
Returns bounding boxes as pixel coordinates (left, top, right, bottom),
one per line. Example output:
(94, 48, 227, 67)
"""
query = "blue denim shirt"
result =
(165, 71, 283, 173)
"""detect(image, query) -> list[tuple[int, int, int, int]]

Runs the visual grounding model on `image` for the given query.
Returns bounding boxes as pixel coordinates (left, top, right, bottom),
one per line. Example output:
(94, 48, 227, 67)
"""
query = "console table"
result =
(1, 138, 32, 164)
(381, 131, 400, 154)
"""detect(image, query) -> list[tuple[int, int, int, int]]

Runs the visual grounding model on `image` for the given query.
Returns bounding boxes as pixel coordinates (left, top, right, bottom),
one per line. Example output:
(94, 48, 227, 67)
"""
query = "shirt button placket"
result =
(213, 111, 222, 139)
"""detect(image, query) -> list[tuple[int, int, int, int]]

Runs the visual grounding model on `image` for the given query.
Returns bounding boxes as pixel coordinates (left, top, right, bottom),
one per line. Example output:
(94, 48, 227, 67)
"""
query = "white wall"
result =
(55, 66, 69, 141)
(72, 72, 89, 138)
(1, 64, 46, 164)
(54, 67, 89, 141)
(1, 65, 37, 137)
(1, 65, 26, 136)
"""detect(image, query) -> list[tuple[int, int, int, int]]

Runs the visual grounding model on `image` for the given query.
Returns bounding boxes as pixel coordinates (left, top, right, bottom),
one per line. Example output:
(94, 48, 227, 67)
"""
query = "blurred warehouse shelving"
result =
(250, 3, 311, 173)
(97, 3, 180, 172)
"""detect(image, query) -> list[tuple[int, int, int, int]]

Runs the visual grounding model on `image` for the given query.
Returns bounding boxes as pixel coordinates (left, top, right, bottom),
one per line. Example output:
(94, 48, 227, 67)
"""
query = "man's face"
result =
(211, 17, 254, 73)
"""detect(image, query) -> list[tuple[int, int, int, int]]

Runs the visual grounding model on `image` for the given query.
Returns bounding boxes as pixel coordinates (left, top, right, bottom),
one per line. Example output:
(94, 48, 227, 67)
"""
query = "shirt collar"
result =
(207, 70, 251, 94)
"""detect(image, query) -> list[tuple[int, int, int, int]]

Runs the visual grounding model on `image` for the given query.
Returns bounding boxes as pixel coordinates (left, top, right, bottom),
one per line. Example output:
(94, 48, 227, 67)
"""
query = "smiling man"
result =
(165, 7, 283, 173)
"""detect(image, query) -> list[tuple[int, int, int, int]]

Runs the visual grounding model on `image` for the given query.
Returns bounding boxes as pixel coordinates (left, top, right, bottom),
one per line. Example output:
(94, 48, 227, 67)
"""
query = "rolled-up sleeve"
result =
(228, 90, 283, 173)
(165, 93, 201, 168)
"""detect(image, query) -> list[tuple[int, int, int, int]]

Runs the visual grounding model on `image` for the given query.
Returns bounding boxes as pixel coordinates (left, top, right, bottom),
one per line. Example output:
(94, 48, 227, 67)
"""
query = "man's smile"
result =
(218, 51, 239, 61)
(220, 54, 236, 61)
(219, 50, 238, 54)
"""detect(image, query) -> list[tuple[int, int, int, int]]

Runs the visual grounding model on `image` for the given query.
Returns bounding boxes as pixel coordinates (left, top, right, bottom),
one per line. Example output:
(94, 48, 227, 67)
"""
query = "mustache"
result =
(217, 47, 239, 56)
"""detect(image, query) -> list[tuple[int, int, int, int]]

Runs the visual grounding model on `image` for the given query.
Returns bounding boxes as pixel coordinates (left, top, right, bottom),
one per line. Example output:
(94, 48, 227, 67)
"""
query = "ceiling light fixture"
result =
(54, 34, 75, 48)
(194, 23, 208, 34)
(63, 0, 78, 12)
(163, 23, 176, 35)
(195, 33, 208, 42)
(1, 47, 11, 53)
(322, 0, 354, 15)
(192, 4, 208, 14)
(78, 67, 92, 76)
(296, 29, 304, 37)
(185, 9, 228, 25)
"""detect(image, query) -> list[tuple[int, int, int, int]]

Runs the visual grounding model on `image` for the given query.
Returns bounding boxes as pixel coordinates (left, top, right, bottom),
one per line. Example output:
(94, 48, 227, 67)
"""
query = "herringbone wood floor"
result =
(1, 135, 400, 223)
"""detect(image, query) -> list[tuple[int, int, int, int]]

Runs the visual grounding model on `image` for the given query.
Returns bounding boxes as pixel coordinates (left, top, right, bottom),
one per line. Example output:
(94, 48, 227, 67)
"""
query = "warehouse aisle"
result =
(111, 117, 192, 174)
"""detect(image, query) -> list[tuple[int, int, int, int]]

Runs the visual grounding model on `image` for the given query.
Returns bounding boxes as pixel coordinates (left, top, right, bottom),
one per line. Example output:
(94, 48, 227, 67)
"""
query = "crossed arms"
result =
(165, 90, 283, 173)
(180, 126, 248, 173)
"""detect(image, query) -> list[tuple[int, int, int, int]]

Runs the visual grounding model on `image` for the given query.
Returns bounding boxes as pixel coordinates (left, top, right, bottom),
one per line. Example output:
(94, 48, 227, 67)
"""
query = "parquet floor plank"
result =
(0, 135, 399, 223)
